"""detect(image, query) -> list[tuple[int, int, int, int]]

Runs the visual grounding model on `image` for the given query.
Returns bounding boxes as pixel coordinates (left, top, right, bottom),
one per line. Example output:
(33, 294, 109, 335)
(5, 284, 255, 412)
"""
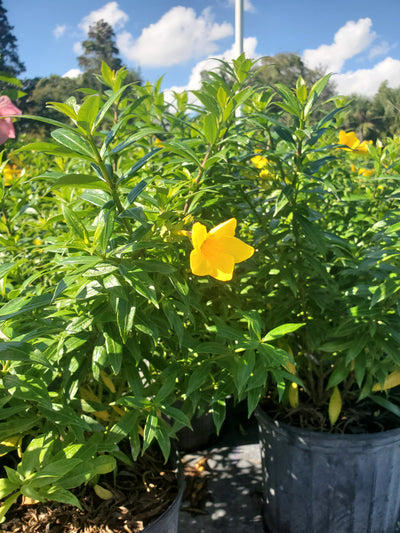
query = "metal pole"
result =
(235, 0, 243, 57)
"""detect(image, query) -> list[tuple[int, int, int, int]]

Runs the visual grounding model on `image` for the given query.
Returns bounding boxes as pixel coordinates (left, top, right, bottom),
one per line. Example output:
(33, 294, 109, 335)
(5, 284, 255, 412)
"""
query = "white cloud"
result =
(226, 0, 256, 13)
(62, 68, 82, 79)
(333, 57, 400, 97)
(79, 1, 128, 33)
(53, 25, 66, 39)
(117, 7, 233, 67)
(369, 41, 391, 59)
(302, 18, 376, 74)
(165, 36, 259, 100)
(73, 42, 84, 56)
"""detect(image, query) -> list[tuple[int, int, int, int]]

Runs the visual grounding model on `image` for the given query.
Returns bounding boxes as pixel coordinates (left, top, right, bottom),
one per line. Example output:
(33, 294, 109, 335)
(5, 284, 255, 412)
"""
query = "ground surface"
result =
(178, 406, 266, 533)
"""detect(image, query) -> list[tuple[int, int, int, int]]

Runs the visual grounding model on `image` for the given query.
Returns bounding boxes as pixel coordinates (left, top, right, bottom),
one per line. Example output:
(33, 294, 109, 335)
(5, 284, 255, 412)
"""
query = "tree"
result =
(0, 0, 25, 76)
(77, 19, 141, 90)
(252, 53, 335, 96)
(78, 20, 123, 74)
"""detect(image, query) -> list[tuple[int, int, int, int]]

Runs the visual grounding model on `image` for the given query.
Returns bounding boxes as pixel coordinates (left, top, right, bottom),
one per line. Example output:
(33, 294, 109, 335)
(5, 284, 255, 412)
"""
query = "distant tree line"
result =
(1, 0, 400, 141)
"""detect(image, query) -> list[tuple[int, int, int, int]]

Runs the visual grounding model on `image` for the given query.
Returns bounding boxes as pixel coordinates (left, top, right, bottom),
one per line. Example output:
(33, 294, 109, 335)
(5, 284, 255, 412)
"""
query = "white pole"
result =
(235, 0, 243, 57)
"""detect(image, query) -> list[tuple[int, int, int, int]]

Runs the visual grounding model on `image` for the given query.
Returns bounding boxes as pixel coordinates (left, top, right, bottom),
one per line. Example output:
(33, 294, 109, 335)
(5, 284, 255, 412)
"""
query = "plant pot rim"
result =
(255, 405, 400, 450)
(141, 447, 185, 533)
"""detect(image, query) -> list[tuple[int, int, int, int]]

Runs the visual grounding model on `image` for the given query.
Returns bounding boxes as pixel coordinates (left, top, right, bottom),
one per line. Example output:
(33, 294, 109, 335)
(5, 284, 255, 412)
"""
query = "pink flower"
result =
(0, 96, 22, 145)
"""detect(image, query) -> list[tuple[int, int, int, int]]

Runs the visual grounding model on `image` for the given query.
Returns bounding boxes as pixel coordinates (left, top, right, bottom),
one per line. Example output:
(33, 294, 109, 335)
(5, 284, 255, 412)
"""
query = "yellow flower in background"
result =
(251, 154, 268, 169)
(2, 164, 21, 186)
(339, 130, 372, 154)
(33, 238, 42, 246)
(190, 218, 254, 281)
(259, 168, 271, 179)
(358, 167, 374, 177)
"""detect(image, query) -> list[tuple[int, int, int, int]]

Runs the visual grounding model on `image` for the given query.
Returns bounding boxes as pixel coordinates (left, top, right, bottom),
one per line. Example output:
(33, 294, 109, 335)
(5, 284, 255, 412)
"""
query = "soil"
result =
(0, 448, 180, 533)
(260, 390, 400, 434)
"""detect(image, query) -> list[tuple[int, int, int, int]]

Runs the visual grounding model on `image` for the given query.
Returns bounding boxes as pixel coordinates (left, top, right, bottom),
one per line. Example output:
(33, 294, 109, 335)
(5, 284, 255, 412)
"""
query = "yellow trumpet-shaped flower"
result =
(2, 164, 21, 187)
(251, 154, 269, 169)
(190, 218, 254, 281)
(358, 167, 374, 177)
(339, 130, 372, 154)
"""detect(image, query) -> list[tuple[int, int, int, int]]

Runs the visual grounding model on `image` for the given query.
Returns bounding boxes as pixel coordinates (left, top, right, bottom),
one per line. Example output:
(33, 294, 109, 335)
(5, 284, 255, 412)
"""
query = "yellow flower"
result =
(190, 218, 254, 281)
(251, 154, 268, 169)
(33, 238, 42, 246)
(259, 168, 271, 179)
(339, 130, 372, 154)
(2, 164, 21, 186)
(358, 167, 374, 177)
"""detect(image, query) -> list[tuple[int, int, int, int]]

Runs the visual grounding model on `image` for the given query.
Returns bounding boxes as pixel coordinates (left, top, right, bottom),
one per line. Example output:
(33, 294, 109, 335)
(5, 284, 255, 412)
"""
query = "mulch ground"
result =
(0, 448, 181, 533)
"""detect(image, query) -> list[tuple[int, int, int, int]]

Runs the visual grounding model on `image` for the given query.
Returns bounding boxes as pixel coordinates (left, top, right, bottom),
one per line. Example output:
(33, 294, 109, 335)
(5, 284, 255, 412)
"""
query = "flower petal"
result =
(217, 236, 254, 263)
(190, 249, 213, 276)
(208, 251, 235, 281)
(191, 222, 208, 250)
(209, 218, 236, 237)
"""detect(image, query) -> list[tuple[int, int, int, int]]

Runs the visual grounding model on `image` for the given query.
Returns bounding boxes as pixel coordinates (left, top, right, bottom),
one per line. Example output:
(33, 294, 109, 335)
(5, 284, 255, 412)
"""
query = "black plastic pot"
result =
(256, 406, 400, 533)
(142, 448, 185, 533)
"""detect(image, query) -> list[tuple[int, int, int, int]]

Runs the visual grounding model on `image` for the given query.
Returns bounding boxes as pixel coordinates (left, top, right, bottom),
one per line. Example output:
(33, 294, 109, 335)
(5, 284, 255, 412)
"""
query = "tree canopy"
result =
(0, 0, 25, 76)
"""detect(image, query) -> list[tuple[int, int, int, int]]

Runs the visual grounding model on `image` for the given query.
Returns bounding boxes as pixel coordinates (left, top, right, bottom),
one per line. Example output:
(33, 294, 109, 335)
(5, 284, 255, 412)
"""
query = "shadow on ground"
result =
(178, 403, 265, 533)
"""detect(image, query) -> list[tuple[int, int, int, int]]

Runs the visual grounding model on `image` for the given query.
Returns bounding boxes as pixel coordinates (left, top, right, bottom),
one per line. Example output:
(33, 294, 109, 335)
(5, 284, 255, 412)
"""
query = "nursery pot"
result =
(142, 448, 185, 533)
(255, 406, 400, 533)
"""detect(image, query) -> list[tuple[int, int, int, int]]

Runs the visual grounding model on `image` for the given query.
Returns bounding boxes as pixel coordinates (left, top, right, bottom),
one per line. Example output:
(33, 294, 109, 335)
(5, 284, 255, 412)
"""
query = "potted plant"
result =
(226, 74, 400, 532)
(0, 60, 294, 531)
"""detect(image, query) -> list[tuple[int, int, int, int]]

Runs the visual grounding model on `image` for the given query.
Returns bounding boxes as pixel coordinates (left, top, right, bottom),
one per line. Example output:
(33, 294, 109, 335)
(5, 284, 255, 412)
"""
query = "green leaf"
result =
(92, 455, 116, 475)
(203, 113, 218, 144)
(0, 294, 52, 320)
(50, 173, 108, 191)
(262, 323, 305, 342)
(47, 102, 78, 122)
(104, 329, 123, 374)
(0, 478, 19, 499)
(211, 398, 226, 434)
(370, 395, 400, 418)
(118, 149, 160, 183)
(77, 95, 101, 133)
(127, 180, 147, 204)
(0, 492, 20, 524)
(142, 412, 158, 453)
(51, 129, 95, 159)
(186, 364, 212, 396)
(110, 128, 163, 154)
(105, 411, 139, 446)
(62, 205, 89, 243)
(46, 487, 82, 509)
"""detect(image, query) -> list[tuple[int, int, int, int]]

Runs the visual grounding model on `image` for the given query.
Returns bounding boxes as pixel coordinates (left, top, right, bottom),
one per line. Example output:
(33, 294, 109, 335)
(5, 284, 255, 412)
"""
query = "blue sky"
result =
(4, 0, 400, 97)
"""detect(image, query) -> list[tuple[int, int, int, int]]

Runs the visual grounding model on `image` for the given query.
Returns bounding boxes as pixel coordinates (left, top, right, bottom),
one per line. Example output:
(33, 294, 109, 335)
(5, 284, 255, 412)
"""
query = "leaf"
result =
(105, 411, 139, 446)
(262, 323, 305, 342)
(77, 95, 101, 133)
(142, 412, 158, 453)
(46, 487, 82, 508)
(110, 128, 163, 154)
(211, 398, 226, 434)
(62, 205, 89, 243)
(372, 369, 400, 391)
(328, 386, 342, 426)
(186, 364, 212, 396)
(0, 294, 52, 321)
(288, 383, 299, 408)
(127, 180, 147, 204)
(118, 149, 160, 183)
(47, 102, 78, 122)
(203, 113, 218, 144)
(51, 129, 95, 159)
(50, 174, 108, 191)
(94, 484, 113, 500)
